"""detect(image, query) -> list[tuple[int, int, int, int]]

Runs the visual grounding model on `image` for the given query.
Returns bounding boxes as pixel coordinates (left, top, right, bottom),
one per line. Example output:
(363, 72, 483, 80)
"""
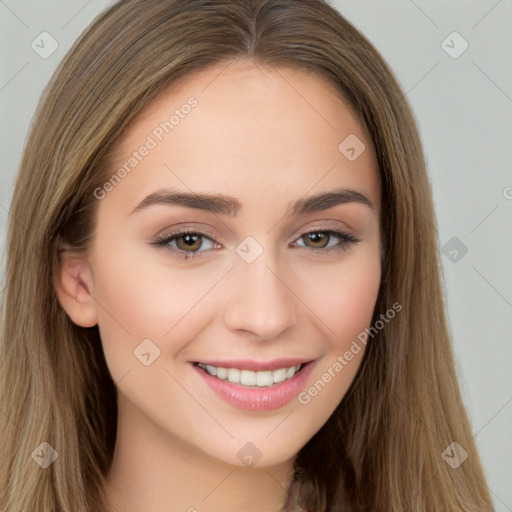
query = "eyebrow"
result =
(130, 187, 377, 217)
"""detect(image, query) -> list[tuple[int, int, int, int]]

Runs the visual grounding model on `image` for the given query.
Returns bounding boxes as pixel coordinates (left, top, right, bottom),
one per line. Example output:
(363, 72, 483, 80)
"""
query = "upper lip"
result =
(193, 358, 313, 372)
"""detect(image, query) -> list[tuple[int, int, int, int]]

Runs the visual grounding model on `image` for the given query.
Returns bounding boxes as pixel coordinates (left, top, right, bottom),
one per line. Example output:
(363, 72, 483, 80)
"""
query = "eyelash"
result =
(151, 228, 359, 261)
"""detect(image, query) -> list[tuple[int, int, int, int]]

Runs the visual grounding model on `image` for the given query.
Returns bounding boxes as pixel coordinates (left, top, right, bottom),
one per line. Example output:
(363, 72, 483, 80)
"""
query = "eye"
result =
(151, 230, 217, 260)
(293, 229, 359, 253)
(151, 228, 359, 260)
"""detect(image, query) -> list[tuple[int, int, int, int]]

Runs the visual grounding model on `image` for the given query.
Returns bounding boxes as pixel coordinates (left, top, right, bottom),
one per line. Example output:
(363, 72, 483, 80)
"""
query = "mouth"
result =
(192, 358, 317, 411)
(193, 361, 307, 388)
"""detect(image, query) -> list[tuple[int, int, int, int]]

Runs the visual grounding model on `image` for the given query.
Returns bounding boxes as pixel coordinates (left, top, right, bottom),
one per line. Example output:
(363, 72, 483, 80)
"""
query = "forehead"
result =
(101, 58, 380, 220)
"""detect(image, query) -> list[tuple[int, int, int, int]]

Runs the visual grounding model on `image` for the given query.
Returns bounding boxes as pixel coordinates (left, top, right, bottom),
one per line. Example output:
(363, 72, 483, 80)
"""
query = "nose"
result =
(222, 250, 299, 341)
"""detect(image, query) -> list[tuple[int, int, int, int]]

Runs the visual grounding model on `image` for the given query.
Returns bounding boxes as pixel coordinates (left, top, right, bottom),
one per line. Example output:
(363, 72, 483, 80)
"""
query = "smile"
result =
(193, 359, 315, 411)
(196, 363, 304, 387)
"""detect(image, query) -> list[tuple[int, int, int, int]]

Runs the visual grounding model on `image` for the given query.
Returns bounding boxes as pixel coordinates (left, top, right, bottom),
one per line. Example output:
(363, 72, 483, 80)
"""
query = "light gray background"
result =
(1, 0, 511, 509)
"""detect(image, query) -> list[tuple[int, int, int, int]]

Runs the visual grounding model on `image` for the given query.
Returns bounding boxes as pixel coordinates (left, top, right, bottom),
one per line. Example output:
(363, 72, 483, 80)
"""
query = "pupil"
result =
(308, 233, 327, 248)
(181, 234, 200, 250)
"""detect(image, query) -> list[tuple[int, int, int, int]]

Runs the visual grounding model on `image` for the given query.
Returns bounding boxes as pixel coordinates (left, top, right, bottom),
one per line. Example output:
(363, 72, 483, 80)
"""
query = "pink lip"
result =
(192, 357, 312, 371)
(193, 360, 316, 411)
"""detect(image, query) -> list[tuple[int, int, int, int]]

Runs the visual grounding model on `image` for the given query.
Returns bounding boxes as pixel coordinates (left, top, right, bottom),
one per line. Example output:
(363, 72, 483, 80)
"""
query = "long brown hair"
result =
(0, 0, 494, 510)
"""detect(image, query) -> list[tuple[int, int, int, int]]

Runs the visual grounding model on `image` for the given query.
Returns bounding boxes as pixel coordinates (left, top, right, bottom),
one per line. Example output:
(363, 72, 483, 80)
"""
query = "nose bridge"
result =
(222, 240, 298, 339)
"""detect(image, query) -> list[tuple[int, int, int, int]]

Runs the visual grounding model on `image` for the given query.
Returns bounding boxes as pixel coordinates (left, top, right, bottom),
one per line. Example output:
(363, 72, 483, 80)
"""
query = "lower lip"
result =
(193, 361, 316, 411)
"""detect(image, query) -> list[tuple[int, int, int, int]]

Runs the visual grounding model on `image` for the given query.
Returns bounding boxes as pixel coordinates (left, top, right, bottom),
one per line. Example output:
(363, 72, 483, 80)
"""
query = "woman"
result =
(0, 0, 494, 510)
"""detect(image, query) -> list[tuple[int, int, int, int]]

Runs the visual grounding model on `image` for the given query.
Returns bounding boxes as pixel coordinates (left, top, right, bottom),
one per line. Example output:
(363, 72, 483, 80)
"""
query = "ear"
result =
(54, 244, 98, 328)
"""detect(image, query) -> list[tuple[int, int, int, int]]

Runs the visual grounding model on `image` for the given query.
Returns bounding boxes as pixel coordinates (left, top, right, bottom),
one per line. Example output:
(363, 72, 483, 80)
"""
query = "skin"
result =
(56, 58, 381, 512)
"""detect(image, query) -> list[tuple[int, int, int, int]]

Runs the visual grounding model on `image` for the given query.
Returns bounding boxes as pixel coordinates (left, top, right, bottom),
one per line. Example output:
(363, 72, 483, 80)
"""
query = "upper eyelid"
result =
(157, 227, 353, 241)
(155, 227, 357, 249)
(156, 220, 356, 240)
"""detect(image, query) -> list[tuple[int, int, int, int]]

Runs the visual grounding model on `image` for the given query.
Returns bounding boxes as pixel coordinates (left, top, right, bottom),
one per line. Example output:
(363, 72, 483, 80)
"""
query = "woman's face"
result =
(64, 59, 381, 468)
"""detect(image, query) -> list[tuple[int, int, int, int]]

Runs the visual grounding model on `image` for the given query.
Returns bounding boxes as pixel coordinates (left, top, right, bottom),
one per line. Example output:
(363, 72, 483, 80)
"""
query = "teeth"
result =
(227, 368, 240, 383)
(197, 363, 303, 387)
(272, 368, 287, 383)
(205, 364, 217, 376)
(286, 366, 296, 379)
(216, 367, 227, 379)
(256, 371, 272, 387)
(240, 369, 257, 386)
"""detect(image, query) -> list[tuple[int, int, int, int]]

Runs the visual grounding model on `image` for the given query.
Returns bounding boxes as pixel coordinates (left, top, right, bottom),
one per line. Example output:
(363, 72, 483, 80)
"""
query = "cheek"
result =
(296, 254, 381, 427)
(303, 250, 381, 348)
(90, 243, 221, 377)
